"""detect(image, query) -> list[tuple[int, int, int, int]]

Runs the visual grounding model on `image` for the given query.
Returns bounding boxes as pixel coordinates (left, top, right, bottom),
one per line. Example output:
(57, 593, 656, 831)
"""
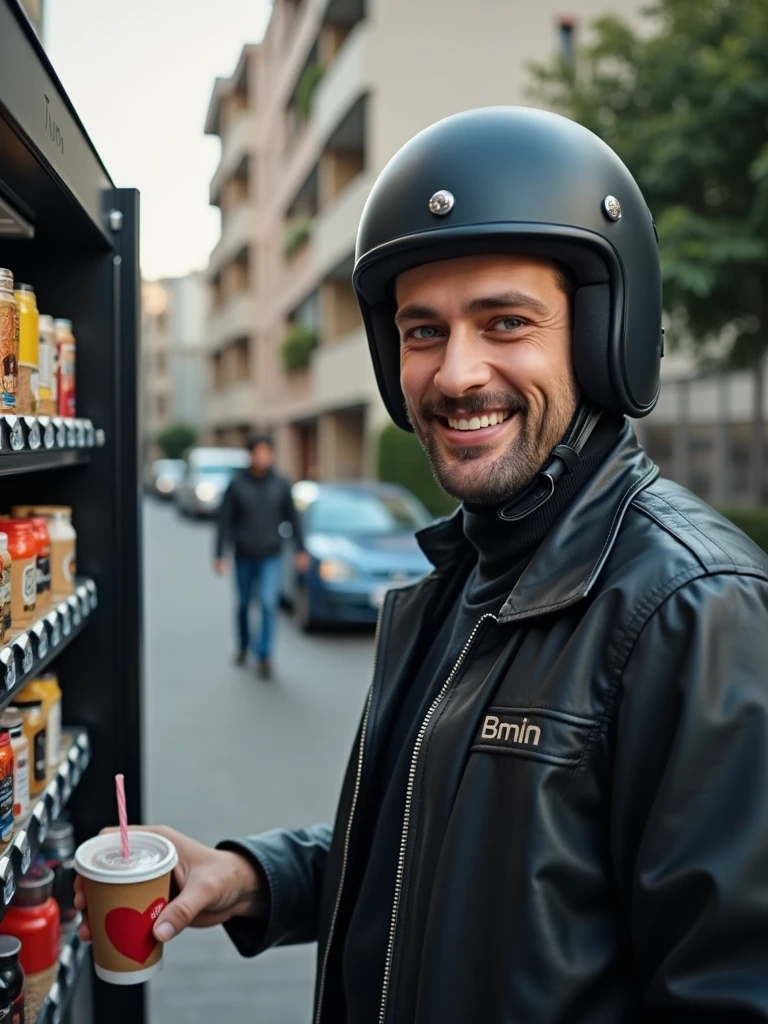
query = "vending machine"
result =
(0, 1, 144, 1020)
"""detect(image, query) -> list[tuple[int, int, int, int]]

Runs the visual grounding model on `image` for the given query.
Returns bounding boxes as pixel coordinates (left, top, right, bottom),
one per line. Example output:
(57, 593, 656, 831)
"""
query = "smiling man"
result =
(77, 108, 768, 1022)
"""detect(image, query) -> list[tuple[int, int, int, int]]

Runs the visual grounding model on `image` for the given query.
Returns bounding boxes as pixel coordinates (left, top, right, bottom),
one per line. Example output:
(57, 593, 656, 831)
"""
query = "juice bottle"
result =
(18, 676, 61, 772)
(12, 507, 76, 597)
(12, 515, 51, 613)
(0, 270, 19, 413)
(38, 314, 57, 417)
(8, 701, 45, 797)
(54, 319, 75, 418)
(0, 534, 10, 643)
(0, 714, 29, 821)
(14, 283, 39, 416)
(0, 521, 36, 629)
(0, 730, 14, 846)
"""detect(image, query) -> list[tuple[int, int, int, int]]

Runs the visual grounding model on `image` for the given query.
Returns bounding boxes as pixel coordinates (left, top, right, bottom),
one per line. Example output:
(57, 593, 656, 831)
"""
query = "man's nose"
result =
(433, 325, 492, 398)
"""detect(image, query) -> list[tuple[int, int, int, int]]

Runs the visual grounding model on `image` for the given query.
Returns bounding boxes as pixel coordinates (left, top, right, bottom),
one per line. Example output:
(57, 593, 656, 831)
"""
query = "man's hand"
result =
(214, 558, 228, 577)
(295, 550, 311, 574)
(74, 826, 266, 944)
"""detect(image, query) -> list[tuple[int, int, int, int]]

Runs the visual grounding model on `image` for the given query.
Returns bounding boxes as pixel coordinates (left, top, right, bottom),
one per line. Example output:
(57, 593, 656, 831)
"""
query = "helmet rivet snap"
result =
(429, 190, 455, 216)
(602, 195, 622, 221)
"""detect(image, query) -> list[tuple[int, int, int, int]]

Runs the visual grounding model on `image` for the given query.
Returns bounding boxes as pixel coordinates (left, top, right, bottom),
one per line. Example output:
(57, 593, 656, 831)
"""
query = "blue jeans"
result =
(235, 555, 282, 661)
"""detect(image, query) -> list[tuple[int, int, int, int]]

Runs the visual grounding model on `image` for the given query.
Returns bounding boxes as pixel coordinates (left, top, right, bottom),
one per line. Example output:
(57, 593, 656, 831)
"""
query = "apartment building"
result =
(638, 361, 768, 508)
(204, 0, 644, 481)
(141, 273, 207, 463)
(141, 280, 173, 463)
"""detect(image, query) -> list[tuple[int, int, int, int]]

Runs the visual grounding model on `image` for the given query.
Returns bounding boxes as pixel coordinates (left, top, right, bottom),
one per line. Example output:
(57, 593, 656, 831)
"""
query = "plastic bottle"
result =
(37, 315, 56, 418)
(0, 270, 19, 413)
(0, 522, 35, 630)
(0, 533, 11, 644)
(0, 731, 14, 848)
(13, 284, 39, 417)
(53, 320, 75, 418)
(17, 677, 61, 772)
(40, 821, 76, 923)
(0, 935, 25, 1024)
(0, 714, 29, 821)
(10, 516, 50, 614)
(8, 702, 45, 797)
(9, 509, 76, 599)
(0, 866, 59, 1019)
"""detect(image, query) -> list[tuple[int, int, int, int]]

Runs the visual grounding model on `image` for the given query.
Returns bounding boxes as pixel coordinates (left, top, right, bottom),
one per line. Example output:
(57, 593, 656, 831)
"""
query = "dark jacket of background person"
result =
(220, 426, 768, 1024)
(216, 468, 304, 562)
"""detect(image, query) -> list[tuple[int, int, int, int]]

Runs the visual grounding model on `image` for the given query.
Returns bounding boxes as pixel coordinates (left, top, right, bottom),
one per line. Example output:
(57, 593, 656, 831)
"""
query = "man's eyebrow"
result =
(394, 291, 551, 326)
(463, 291, 551, 317)
(394, 303, 438, 326)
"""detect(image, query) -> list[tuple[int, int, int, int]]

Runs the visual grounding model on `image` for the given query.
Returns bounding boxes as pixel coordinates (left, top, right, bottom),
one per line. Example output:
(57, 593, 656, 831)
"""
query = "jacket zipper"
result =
(378, 613, 497, 1024)
(314, 602, 385, 1024)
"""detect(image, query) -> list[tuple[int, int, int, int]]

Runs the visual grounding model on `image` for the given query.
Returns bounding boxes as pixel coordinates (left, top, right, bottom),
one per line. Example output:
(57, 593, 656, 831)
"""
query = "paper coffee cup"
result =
(75, 831, 178, 985)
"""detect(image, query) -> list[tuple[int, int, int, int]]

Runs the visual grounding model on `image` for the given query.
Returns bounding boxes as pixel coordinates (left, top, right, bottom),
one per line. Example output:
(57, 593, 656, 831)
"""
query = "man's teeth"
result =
(447, 411, 512, 431)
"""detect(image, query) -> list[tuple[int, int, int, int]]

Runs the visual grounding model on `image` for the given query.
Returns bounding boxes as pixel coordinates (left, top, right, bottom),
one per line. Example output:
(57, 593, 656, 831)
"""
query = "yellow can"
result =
(14, 283, 39, 416)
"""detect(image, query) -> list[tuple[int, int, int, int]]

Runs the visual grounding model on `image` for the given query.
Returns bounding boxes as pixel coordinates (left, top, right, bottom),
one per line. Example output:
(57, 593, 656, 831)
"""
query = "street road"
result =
(142, 499, 375, 1023)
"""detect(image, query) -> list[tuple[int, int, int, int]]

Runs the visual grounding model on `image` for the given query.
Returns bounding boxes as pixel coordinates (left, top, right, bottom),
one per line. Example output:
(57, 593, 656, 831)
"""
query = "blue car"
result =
(282, 481, 435, 631)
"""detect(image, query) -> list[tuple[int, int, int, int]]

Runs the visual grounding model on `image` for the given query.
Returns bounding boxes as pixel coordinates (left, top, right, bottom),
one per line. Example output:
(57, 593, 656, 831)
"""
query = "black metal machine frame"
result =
(0, 1, 144, 1020)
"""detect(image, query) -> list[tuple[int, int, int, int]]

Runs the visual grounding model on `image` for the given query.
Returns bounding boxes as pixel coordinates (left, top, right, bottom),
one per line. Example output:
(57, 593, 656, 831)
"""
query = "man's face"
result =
(395, 254, 579, 505)
(250, 442, 273, 472)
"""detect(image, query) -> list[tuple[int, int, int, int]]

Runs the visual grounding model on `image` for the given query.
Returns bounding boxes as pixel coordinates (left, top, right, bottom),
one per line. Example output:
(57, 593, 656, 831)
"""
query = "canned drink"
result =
(0, 271, 19, 413)
(54, 318, 75, 418)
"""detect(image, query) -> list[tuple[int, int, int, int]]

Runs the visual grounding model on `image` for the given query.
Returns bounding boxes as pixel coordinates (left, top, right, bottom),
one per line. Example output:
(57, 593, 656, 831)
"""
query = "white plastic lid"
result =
(75, 831, 178, 885)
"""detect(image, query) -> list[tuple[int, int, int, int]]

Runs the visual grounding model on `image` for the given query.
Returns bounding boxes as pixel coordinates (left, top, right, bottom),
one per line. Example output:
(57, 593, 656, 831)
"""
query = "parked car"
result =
(147, 458, 186, 500)
(282, 480, 434, 631)
(174, 446, 250, 518)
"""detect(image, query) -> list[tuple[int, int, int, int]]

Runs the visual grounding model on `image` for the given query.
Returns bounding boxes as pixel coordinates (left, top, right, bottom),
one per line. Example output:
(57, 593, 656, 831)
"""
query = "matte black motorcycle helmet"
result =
(352, 106, 663, 434)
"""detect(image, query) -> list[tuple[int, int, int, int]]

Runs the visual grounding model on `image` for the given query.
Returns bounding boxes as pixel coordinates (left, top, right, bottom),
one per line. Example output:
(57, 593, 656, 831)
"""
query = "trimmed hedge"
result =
(280, 324, 318, 373)
(376, 423, 458, 519)
(719, 508, 768, 553)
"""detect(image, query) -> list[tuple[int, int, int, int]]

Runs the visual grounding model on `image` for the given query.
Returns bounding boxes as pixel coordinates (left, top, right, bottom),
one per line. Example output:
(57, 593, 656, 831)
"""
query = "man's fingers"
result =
(152, 875, 216, 943)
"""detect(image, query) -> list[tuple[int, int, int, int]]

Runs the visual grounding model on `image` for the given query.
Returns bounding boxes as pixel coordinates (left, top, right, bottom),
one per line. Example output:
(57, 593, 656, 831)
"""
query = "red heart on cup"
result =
(104, 898, 168, 965)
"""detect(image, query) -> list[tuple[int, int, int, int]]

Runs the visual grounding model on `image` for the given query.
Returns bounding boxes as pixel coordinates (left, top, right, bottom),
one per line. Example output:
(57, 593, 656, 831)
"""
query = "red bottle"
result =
(0, 865, 59, 1012)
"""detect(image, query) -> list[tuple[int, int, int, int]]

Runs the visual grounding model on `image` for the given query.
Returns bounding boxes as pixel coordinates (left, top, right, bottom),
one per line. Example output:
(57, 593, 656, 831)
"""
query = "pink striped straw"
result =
(115, 774, 130, 861)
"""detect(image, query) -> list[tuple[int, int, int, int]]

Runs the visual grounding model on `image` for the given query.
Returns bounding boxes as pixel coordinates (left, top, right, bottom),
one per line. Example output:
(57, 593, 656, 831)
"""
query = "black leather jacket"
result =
(225, 426, 768, 1023)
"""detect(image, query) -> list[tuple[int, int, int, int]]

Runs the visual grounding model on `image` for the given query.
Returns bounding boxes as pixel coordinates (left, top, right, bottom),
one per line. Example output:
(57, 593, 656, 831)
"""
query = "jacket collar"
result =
(417, 422, 658, 623)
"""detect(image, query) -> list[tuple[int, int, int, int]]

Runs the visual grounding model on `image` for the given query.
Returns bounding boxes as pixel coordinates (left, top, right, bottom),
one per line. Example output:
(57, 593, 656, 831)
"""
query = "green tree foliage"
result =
(377, 423, 458, 518)
(156, 422, 197, 460)
(283, 216, 312, 258)
(280, 324, 318, 373)
(530, 0, 768, 500)
(295, 63, 325, 121)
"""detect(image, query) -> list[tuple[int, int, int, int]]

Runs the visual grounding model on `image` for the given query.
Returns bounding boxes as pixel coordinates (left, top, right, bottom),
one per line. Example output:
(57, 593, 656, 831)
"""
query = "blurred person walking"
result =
(215, 434, 308, 678)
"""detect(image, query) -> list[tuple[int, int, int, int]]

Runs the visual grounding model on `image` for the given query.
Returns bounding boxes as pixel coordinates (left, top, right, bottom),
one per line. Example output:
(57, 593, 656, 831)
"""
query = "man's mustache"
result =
(417, 392, 527, 421)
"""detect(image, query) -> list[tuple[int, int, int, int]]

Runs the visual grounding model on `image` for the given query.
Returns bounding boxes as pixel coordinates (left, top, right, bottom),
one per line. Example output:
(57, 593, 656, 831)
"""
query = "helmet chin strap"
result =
(497, 401, 603, 523)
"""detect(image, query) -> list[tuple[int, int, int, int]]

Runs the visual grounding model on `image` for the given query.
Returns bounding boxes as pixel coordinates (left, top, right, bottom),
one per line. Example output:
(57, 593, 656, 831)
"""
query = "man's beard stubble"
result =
(407, 387, 577, 506)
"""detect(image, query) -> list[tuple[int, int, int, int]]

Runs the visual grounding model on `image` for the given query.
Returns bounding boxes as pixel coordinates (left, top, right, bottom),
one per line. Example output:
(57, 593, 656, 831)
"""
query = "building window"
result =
(558, 17, 575, 62)
(156, 351, 167, 375)
(156, 395, 168, 420)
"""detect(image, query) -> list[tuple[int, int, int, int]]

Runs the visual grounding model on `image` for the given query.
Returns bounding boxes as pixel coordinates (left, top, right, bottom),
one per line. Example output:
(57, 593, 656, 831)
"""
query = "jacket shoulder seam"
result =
(632, 489, 744, 571)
